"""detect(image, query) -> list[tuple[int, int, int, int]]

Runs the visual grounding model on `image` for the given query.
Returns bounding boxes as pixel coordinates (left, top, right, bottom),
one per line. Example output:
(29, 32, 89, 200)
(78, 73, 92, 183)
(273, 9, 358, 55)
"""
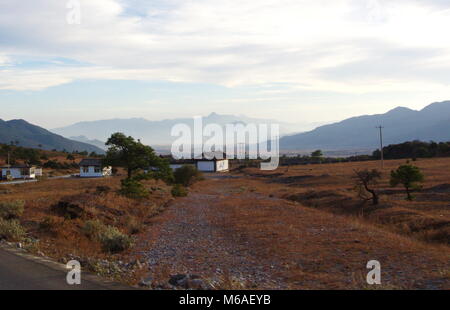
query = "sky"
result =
(1, 0, 450, 128)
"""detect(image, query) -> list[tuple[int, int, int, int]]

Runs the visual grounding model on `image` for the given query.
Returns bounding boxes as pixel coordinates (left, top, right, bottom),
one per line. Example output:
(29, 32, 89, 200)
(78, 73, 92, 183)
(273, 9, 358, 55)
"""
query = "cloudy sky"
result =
(1, 0, 450, 128)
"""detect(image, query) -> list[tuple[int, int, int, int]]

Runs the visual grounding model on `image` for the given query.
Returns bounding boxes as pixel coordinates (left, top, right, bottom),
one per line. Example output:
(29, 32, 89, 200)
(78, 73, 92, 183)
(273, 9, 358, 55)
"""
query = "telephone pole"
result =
(376, 126, 384, 169)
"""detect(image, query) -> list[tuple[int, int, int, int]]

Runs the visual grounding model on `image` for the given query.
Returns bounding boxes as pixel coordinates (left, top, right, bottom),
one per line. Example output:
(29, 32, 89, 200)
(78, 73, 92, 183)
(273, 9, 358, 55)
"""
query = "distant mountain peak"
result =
(0, 119, 104, 153)
(280, 100, 450, 151)
(386, 106, 415, 114)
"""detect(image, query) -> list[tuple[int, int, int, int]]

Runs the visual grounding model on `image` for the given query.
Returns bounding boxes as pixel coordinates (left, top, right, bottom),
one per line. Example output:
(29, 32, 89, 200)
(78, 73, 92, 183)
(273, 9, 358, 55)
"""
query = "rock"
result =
(139, 277, 153, 287)
(169, 274, 188, 287)
(168, 274, 210, 290)
(187, 278, 212, 290)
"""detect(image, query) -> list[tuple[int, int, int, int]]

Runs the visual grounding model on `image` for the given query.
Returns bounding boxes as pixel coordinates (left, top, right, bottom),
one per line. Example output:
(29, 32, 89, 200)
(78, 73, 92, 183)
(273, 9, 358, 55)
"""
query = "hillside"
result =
(69, 135, 107, 150)
(51, 113, 315, 146)
(280, 101, 450, 150)
(0, 119, 105, 153)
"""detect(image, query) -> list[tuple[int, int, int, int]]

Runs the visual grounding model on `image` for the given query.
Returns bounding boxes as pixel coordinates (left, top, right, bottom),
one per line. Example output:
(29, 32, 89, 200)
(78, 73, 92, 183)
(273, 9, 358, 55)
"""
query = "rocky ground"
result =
(133, 176, 450, 290)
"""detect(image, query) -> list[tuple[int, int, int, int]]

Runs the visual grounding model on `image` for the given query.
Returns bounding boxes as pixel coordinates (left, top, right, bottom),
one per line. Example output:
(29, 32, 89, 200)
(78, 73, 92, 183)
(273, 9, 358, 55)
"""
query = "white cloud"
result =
(0, 0, 450, 93)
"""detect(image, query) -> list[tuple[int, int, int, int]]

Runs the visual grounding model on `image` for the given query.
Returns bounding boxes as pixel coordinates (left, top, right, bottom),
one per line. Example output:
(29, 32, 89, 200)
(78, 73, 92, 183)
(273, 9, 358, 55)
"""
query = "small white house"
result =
(144, 159, 196, 173)
(35, 167, 43, 177)
(79, 158, 112, 178)
(0, 165, 37, 180)
(195, 152, 229, 172)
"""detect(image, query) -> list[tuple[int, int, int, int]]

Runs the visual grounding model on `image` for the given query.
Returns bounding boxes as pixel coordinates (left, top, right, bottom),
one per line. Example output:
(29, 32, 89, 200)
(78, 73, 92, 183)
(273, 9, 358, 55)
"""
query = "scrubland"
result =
(0, 157, 449, 289)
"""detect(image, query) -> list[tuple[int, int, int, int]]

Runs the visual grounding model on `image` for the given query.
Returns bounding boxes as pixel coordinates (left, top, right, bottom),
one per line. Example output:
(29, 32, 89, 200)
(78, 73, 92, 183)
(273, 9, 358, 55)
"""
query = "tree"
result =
(104, 133, 163, 179)
(311, 150, 323, 158)
(66, 154, 75, 162)
(390, 164, 424, 200)
(173, 165, 202, 187)
(353, 169, 382, 205)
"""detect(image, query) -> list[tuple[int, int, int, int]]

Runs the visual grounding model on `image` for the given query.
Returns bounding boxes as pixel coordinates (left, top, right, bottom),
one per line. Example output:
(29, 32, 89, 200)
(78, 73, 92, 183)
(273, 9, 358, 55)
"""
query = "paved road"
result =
(0, 247, 128, 290)
(0, 175, 73, 185)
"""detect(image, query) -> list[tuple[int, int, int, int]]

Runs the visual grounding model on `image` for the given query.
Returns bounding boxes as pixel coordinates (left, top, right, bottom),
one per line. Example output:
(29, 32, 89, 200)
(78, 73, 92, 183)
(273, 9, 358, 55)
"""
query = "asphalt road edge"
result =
(0, 242, 136, 290)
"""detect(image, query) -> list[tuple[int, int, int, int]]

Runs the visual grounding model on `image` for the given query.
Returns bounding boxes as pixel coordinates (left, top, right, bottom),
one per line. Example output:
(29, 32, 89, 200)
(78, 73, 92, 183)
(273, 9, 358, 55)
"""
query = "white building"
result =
(79, 158, 112, 178)
(195, 152, 229, 172)
(144, 159, 195, 173)
(0, 165, 37, 180)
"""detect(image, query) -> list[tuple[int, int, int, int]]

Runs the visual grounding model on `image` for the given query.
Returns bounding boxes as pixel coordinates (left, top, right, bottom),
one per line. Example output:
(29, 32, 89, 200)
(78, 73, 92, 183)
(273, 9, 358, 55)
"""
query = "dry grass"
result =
(238, 158, 450, 246)
(0, 176, 172, 283)
(192, 175, 450, 289)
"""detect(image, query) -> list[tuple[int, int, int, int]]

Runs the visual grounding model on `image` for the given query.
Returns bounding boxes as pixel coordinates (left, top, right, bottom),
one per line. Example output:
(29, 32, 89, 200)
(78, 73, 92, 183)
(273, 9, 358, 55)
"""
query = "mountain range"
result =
(0, 119, 105, 153)
(279, 101, 450, 151)
(52, 113, 315, 146)
(4, 101, 450, 154)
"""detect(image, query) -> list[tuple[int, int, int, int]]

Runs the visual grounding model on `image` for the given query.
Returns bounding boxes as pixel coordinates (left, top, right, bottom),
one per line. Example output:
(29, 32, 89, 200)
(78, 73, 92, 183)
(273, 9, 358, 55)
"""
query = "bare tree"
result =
(353, 169, 382, 205)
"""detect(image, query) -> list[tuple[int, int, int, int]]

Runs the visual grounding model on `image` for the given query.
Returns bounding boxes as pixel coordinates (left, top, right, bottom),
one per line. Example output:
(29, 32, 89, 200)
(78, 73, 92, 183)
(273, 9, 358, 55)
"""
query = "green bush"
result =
(0, 200, 24, 220)
(82, 220, 107, 240)
(171, 184, 188, 197)
(173, 165, 202, 187)
(0, 219, 26, 241)
(99, 226, 133, 254)
(82, 220, 133, 253)
(119, 178, 149, 199)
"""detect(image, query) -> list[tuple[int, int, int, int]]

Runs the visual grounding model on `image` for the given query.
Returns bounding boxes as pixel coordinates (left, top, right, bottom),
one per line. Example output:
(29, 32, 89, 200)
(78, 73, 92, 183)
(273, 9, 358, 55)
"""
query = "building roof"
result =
(79, 158, 103, 167)
(0, 165, 35, 169)
(195, 152, 228, 161)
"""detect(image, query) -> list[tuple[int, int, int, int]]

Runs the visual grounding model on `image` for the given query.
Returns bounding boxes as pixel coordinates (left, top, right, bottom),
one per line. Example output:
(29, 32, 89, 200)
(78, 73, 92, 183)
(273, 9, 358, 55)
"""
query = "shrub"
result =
(173, 165, 202, 187)
(125, 216, 143, 235)
(82, 220, 133, 253)
(119, 178, 149, 199)
(82, 220, 107, 240)
(171, 184, 188, 197)
(99, 226, 133, 254)
(51, 201, 85, 219)
(0, 200, 25, 220)
(39, 216, 59, 234)
(0, 219, 26, 241)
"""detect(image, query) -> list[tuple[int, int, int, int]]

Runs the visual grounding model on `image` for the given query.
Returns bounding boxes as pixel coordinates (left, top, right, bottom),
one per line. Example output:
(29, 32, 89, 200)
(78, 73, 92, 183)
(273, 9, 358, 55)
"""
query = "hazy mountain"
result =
(280, 101, 450, 151)
(69, 135, 107, 150)
(0, 119, 105, 153)
(52, 113, 313, 146)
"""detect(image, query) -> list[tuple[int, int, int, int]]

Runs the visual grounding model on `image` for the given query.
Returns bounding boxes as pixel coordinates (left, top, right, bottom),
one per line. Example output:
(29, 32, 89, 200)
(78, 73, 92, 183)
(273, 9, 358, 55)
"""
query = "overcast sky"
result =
(1, 0, 450, 128)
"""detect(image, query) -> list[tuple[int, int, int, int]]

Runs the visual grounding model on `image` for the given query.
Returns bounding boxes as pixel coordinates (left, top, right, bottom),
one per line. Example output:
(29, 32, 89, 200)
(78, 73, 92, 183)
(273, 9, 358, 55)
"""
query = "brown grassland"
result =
(0, 156, 449, 289)
(0, 176, 172, 284)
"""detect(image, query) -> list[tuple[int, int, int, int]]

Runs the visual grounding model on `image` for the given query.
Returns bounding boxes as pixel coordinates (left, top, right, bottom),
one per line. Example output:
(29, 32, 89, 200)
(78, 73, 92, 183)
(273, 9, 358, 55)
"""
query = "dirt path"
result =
(138, 186, 286, 289)
(136, 177, 449, 289)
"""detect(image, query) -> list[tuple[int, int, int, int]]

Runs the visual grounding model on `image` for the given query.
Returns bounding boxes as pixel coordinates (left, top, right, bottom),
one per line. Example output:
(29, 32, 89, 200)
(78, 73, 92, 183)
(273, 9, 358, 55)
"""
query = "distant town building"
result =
(79, 158, 112, 178)
(195, 152, 229, 172)
(0, 165, 37, 180)
(146, 153, 229, 173)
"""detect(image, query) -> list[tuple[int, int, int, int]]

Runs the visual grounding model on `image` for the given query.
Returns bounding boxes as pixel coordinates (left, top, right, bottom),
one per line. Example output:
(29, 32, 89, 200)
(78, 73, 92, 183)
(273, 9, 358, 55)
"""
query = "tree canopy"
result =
(104, 133, 166, 179)
(390, 164, 424, 200)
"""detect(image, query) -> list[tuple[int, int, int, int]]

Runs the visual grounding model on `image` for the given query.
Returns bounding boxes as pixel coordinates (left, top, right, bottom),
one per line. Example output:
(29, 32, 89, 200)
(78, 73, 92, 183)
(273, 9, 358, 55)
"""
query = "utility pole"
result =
(376, 126, 384, 169)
